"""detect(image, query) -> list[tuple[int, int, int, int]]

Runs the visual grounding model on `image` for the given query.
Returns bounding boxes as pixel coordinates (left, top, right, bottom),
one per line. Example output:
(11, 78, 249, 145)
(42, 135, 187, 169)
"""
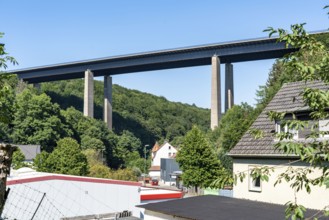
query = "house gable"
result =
(229, 81, 329, 157)
(151, 142, 177, 166)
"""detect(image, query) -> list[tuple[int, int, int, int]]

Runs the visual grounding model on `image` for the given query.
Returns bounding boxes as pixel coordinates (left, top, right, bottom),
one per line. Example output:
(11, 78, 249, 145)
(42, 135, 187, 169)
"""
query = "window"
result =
(275, 121, 298, 140)
(248, 166, 262, 192)
(168, 152, 171, 157)
(169, 146, 171, 150)
(319, 119, 329, 138)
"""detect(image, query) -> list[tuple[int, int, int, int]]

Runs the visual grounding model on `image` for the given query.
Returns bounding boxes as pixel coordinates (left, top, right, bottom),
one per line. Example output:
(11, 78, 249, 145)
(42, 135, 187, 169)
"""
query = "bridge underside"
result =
(14, 36, 299, 130)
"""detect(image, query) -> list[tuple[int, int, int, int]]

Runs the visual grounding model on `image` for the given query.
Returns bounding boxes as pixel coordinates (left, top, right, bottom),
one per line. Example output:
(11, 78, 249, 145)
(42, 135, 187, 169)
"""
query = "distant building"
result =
(149, 142, 177, 178)
(16, 145, 41, 162)
(160, 158, 181, 186)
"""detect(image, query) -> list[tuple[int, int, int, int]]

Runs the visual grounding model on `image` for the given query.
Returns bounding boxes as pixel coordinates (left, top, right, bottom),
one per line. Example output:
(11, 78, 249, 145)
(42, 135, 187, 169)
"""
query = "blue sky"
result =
(2, 1, 328, 109)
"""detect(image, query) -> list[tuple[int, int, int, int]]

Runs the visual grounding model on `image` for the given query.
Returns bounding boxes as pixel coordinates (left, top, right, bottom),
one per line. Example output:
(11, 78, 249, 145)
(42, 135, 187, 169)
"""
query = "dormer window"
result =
(319, 119, 329, 138)
(275, 121, 298, 140)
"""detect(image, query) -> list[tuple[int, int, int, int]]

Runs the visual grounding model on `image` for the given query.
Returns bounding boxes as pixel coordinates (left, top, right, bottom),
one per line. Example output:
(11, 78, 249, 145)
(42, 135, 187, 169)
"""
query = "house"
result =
(229, 81, 329, 210)
(17, 144, 41, 162)
(160, 158, 181, 186)
(4, 168, 142, 219)
(137, 195, 328, 220)
(149, 142, 177, 178)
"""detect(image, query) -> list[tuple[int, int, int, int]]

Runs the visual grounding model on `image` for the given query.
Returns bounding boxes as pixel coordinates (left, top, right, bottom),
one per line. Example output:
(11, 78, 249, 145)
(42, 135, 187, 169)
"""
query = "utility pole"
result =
(144, 144, 149, 186)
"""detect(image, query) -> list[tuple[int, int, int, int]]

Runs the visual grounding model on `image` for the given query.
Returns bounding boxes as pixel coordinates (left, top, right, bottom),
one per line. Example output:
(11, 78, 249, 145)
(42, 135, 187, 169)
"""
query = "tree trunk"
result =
(0, 144, 16, 215)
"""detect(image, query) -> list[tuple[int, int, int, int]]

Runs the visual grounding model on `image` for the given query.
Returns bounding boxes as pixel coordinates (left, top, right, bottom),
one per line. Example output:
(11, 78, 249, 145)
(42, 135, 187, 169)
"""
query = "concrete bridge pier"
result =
(211, 56, 221, 130)
(83, 69, 94, 118)
(225, 63, 234, 111)
(104, 75, 113, 130)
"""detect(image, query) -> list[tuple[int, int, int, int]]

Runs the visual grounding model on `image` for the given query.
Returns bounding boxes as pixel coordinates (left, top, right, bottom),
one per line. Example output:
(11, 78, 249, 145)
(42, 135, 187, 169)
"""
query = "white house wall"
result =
(233, 158, 329, 210)
(152, 143, 177, 166)
(149, 171, 160, 178)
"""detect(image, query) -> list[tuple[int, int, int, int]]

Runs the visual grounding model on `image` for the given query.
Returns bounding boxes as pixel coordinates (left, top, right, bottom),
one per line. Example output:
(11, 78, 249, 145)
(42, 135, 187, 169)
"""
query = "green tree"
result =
(0, 32, 18, 215)
(124, 151, 150, 175)
(176, 126, 224, 193)
(83, 149, 110, 178)
(218, 103, 254, 152)
(33, 151, 50, 172)
(34, 138, 89, 176)
(211, 103, 255, 171)
(88, 164, 110, 178)
(81, 136, 105, 150)
(259, 23, 329, 219)
(11, 148, 25, 169)
(83, 149, 104, 166)
(0, 33, 17, 125)
(108, 168, 138, 181)
(12, 90, 72, 152)
(42, 79, 211, 148)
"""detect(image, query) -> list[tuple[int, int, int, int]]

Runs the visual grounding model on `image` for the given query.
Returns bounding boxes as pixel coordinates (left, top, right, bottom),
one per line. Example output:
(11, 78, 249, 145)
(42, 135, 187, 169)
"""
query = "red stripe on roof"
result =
(7, 175, 142, 186)
(141, 192, 183, 201)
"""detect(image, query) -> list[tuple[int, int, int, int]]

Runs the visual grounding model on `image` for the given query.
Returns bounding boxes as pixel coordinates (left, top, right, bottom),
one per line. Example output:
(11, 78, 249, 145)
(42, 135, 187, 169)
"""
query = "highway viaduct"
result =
(12, 36, 298, 130)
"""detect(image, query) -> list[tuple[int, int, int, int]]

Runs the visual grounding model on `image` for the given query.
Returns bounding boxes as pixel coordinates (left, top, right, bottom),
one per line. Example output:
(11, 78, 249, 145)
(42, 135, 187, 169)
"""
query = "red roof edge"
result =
(141, 192, 183, 201)
(7, 175, 142, 187)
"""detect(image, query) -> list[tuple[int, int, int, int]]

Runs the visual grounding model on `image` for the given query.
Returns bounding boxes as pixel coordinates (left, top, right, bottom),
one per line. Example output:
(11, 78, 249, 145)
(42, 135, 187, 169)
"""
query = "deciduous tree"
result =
(34, 137, 89, 176)
(176, 126, 224, 193)
(0, 32, 18, 215)
(12, 90, 72, 152)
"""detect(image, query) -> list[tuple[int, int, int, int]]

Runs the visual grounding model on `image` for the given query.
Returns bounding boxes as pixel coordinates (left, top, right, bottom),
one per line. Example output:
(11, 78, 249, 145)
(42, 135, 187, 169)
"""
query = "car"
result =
(151, 178, 159, 186)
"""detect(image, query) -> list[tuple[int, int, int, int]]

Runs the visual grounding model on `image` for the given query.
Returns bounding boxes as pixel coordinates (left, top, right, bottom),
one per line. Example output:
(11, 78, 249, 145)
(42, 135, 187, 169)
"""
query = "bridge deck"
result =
(12, 36, 296, 83)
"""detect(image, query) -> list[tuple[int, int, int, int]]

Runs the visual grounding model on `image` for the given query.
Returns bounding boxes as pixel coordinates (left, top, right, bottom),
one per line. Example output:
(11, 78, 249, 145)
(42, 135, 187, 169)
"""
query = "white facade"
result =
(3, 169, 141, 219)
(152, 142, 177, 167)
(233, 158, 329, 210)
(148, 170, 160, 177)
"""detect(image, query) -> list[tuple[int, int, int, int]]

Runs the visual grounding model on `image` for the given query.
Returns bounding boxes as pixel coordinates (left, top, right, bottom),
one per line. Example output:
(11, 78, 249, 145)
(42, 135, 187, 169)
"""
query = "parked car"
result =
(151, 178, 159, 186)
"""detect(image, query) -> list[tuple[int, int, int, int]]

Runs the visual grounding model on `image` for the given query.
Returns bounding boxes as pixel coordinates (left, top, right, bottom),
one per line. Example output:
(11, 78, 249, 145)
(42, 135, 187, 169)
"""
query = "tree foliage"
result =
(108, 168, 138, 181)
(41, 80, 210, 147)
(218, 103, 254, 152)
(176, 126, 224, 192)
(11, 148, 26, 170)
(34, 137, 89, 176)
(260, 23, 329, 219)
(0, 33, 18, 215)
(11, 90, 71, 152)
(0, 33, 17, 126)
(60, 107, 120, 168)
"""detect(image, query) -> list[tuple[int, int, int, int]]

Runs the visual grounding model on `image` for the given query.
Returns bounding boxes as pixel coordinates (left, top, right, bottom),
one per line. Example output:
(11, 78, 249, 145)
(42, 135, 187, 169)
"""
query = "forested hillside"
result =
(2, 32, 327, 182)
(0, 76, 210, 173)
(41, 79, 210, 146)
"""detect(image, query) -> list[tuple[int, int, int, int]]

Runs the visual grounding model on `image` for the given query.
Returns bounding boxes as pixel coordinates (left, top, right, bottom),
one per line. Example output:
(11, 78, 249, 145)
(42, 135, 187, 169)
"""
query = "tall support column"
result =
(104, 75, 113, 130)
(225, 63, 234, 112)
(211, 56, 221, 130)
(83, 69, 94, 118)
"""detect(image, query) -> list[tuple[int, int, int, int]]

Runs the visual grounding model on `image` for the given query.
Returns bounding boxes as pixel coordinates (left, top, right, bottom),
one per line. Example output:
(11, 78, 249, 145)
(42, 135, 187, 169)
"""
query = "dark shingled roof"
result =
(229, 81, 329, 157)
(137, 195, 328, 220)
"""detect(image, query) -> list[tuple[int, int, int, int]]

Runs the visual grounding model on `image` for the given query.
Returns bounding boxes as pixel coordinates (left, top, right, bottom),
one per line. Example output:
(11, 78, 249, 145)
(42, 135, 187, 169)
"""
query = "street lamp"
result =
(144, 144, 149, 186)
